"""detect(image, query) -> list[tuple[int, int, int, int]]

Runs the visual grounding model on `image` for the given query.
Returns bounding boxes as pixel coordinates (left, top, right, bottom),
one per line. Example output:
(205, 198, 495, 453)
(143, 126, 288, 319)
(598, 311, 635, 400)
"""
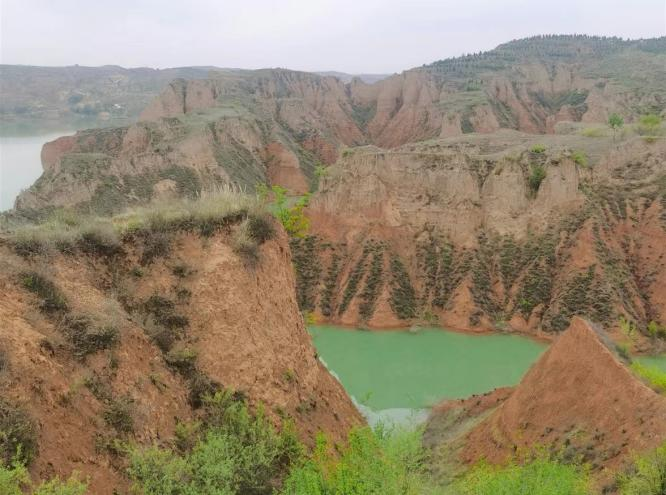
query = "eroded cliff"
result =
(0, 203, 361, 494)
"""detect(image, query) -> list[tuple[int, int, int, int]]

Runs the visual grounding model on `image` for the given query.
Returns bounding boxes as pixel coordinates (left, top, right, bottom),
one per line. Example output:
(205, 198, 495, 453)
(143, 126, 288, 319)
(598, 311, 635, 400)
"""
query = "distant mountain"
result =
(0, 65, 229, 124)
(314, 71, 391, 84)
(0, 65, 389, 124)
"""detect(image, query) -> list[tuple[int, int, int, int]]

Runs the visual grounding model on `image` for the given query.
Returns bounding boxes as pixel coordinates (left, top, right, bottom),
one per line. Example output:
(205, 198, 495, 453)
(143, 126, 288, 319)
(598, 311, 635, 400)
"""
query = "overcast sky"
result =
(1, 0, 665, 73)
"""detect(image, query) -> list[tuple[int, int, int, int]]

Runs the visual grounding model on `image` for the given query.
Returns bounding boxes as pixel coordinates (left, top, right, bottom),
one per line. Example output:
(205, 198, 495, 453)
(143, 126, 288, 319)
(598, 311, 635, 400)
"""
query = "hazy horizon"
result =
(1, 0, 665, 74)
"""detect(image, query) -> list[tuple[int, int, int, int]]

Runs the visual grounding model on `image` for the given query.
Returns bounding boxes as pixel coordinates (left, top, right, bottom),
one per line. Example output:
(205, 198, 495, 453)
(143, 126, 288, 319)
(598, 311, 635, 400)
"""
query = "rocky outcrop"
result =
(0, 221, 362, 494)
(460, 317, 666, 470)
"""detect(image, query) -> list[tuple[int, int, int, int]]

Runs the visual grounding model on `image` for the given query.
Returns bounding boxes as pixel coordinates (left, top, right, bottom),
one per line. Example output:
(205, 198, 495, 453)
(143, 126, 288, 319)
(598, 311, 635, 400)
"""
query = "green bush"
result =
(647, 320, 666, 339)
(528, 165, 547, 194)
(452, 453, 590, 495)
(270, 186, 310, 238)
(619, 441, 666, 495)
(631, 362, 666, 394)
(129, 391, 301, 495)
(530, 144, 546, 153)
(571, 150, 589, 168)
(0, 462, 87, 495)
(638, 114, 663, 139)
(281, 426, 434, 495)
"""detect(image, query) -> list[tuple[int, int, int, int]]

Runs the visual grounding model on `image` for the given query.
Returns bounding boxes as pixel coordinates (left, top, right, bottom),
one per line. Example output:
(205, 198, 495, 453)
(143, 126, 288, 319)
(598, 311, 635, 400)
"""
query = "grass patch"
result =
(282, 425, 434, 495)
(452, 453, 591, 495)
(6, 186, 262, 258)
(631, 362, 666, 393)
(618, 441, 666, 495)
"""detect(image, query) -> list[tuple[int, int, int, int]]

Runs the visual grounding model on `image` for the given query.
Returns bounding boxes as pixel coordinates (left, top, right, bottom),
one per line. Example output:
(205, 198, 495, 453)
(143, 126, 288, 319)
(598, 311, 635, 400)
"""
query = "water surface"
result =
(635, 354, 666, 372)
(308, 325, 546, 423)
(0, 129, 74, 211)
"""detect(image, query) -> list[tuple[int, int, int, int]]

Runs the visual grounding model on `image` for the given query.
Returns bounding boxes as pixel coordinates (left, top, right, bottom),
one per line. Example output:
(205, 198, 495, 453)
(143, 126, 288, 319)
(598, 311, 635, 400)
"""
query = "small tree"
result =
(608, 113, 623, 141)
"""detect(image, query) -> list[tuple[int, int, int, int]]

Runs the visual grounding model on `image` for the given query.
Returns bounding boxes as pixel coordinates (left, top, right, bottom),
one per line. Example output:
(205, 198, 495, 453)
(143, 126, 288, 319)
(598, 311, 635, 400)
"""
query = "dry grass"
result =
(5, 185, 267, 257)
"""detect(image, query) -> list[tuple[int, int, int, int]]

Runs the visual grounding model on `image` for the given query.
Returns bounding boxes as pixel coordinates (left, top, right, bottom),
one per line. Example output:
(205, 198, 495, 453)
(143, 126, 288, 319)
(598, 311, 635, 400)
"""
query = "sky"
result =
(1, 0, 665, 74)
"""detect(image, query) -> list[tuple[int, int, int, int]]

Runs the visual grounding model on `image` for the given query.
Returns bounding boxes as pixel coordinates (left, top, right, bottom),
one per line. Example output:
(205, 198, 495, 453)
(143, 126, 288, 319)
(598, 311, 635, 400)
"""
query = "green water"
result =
(635, 355, 666, 372)
(308, 325, 547, 414)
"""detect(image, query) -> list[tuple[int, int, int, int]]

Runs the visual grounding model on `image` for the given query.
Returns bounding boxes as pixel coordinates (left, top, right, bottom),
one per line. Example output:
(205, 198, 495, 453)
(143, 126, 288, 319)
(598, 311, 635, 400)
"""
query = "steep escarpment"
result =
(13, 36, 665, 216)
(0, 207, 361, 493)
(295, 134, 666, 346)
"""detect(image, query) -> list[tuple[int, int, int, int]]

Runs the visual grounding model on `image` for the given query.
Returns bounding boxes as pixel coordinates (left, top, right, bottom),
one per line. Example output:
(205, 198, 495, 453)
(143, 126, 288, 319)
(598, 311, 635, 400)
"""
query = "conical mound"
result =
(462, 317, 666, 469)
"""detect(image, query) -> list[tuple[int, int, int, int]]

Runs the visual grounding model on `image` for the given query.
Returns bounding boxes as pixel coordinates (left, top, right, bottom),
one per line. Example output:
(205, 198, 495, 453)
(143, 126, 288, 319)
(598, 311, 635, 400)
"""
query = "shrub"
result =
(453, 453, 590, 495)
(129, 391, 302, 495)
(187, 372, 220, 409)
(142, 295, 188, 331)
(638, 114, 663, 139)
(631, 362, 666, 394)
(20, 272, 68, 314)
(530, 144, 546, 153)
(270, 186, 310, 238)
(164, 348, 198, 376)
(618, 441, 666, 495)
(0, 399, 38, 466)
(647, 320, 666, 339)
(103, 397, 134, 434)
(0, 461, 87, 495)
(571, 150, 589, 168)
(281, 426, 433, 495)
(60, 314, 119, 358)
(528, 165, 547, 194)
